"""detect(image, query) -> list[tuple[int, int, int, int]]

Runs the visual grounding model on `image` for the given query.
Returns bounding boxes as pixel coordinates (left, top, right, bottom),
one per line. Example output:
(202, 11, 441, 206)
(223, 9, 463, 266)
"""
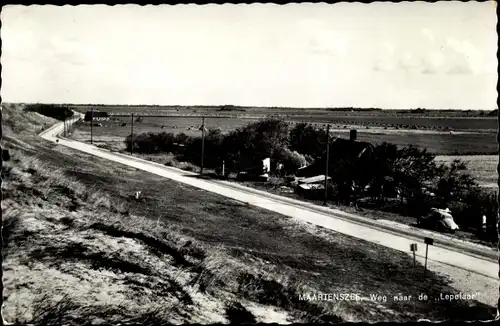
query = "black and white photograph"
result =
(1, 2, 498, 324)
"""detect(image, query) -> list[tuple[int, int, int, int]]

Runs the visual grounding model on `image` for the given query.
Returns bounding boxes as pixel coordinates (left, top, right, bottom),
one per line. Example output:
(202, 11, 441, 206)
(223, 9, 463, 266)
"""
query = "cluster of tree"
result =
(124, 118, 497, 241)
(125, 118, 307, 175)
(287, 123, 496, 239)
(25, 104, 74, 121)
(364, 143, 497, 239)
(124, 132, 188, 154)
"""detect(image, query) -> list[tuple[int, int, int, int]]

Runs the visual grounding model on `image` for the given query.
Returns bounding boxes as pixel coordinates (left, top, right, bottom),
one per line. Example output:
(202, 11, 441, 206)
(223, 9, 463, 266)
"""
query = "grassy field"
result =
(435, 155, 498, 189)
(2, 103, 497, 323)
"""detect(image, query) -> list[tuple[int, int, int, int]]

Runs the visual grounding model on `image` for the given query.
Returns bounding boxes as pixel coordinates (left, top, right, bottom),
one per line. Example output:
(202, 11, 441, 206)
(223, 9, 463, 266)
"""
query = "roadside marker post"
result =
(410, 243, 418, 314)
(410, 243, 418, 268)
(424, 237, 433, 277)
(323, 124, 330, 206)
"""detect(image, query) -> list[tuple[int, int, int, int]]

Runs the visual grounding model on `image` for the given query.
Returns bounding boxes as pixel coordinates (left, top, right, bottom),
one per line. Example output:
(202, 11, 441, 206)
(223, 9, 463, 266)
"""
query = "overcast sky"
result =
(1, 3, 497, 109)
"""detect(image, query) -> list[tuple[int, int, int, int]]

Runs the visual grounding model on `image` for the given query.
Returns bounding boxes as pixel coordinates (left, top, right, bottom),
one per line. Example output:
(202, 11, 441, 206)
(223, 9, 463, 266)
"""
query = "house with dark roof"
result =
(296, 131, 375, 188)
(84, 110, 110, 122)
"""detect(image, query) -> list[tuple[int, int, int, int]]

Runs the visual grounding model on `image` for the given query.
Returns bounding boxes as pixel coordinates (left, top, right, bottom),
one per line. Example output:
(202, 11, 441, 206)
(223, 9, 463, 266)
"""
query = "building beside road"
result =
(295, 131, 375, 203)
(296, 135, 375, 182)
(295, 175, 332, 198)
(84, 111, 110, 122)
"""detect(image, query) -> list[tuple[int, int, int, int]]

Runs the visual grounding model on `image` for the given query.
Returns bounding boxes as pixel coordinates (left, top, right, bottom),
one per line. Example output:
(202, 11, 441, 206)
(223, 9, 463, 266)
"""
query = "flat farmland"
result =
(70, 104, 495, 117)
(293, 116, 497, 132)
(70, 104, 497, 131)
(351, 130, 497, 155)
(71, 114, 497, 155)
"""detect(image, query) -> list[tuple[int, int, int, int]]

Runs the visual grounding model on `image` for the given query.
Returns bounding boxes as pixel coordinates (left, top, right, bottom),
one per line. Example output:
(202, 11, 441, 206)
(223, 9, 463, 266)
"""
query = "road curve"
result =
(40, 117, 498, 298)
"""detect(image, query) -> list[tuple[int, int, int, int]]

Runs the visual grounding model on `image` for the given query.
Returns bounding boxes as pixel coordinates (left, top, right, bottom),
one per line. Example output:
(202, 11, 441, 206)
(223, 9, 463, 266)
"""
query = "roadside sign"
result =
(423, 237, 434, 277)
(410, 243, 418, 269)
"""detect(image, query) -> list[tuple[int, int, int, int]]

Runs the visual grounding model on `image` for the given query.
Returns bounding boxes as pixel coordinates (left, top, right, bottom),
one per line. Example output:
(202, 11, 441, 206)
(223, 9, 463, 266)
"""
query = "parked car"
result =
(418, 208, 459, 233)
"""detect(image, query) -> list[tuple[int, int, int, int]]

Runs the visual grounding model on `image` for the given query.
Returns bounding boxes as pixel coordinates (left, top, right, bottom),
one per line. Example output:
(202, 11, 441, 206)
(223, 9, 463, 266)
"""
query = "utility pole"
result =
(131, 113, 134, 155)
(324, 124, 330, 206)
(90, 108, 94, 144)
(200, 116, 206, 174)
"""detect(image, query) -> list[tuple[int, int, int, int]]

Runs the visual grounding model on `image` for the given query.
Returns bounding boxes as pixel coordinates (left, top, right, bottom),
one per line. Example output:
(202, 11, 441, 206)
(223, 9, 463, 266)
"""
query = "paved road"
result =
(40, 116, 498, 306)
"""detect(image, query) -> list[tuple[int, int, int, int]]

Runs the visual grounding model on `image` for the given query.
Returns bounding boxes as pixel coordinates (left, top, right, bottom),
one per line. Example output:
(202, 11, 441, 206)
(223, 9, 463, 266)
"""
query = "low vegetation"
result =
(2, 103, 496, 323)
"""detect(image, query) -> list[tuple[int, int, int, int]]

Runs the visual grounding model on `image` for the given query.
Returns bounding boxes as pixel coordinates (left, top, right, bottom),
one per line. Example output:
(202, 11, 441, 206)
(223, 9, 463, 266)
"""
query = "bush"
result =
(175, 133, 190, 145)
(157, 128, 223, 169)
(266, 177, 285, 189)
(274, 147, 307, 175)
(124, 131, 191, 155)
(289, 123, 327, 159)
(452, 190, 498, 233)
(181, 164, 197, 172)
(221, 118, 290, 172)
(152, 132, 176, 152)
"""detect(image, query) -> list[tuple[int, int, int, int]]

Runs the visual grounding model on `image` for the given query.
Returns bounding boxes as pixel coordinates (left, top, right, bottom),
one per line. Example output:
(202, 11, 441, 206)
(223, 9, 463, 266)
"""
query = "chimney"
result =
(350, 129, 357, 141)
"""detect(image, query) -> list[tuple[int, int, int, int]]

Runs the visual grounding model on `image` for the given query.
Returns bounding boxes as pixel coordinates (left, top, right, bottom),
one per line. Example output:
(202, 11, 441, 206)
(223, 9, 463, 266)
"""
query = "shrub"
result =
(151, 132, 176, 152)
(289, 123, 327, 159)
(434, 162, 479, 204)
(181, 164, 197, 172)
(164, 128, 223, 169)
(124, 132, 192, 155)
(175, 133, 190, 145)
(266, 177, 285, 189)
(221, 118, 290, 172)
(274, 147, 307, 175)
(452, 190, 498, 233)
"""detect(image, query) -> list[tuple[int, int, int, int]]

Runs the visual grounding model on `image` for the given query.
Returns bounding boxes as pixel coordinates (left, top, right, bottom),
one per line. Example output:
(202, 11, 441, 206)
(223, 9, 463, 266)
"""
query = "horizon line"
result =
(2, 102, 497, 112)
